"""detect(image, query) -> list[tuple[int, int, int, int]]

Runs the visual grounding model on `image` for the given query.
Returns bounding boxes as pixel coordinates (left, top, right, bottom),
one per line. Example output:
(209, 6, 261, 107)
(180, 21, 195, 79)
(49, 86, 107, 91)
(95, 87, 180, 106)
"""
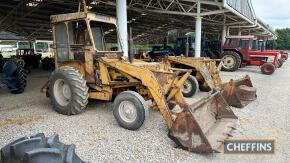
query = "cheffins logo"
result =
(223, 140, 275, 154)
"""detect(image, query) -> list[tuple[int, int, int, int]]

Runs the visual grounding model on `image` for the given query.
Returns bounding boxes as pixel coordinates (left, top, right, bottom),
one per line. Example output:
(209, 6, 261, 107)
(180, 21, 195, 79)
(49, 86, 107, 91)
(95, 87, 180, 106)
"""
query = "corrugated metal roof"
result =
(0, 31, 26, 40)
(225, 0, 256, 23)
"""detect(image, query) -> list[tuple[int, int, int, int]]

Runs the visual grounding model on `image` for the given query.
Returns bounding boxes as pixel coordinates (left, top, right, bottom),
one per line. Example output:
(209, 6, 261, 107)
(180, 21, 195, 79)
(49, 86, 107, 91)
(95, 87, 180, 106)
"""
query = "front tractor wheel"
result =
(277, 59, 283, 68)
(48, 67, 89, 115)
(282, 55, 288, 61)
(182, 75, 199, 97)
(261, 63, 275, 75)
(221, 51, 241, 72)
(113, 91, 148, 130)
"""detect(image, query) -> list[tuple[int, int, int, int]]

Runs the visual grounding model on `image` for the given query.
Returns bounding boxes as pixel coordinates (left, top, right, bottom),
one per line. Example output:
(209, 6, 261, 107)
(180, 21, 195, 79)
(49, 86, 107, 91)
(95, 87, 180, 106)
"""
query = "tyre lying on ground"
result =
(0, 133, 86, 163)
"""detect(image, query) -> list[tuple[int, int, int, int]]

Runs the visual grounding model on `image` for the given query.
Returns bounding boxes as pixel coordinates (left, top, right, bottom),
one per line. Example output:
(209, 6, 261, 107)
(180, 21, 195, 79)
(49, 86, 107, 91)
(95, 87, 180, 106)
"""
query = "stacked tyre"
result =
(0, 54, 4, 73)
(10, 60, 27, 94)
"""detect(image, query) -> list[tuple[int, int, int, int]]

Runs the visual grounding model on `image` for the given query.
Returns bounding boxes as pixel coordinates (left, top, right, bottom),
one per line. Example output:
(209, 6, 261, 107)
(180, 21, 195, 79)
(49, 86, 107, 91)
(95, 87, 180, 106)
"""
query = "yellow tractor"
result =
(42, 8, 238, 152)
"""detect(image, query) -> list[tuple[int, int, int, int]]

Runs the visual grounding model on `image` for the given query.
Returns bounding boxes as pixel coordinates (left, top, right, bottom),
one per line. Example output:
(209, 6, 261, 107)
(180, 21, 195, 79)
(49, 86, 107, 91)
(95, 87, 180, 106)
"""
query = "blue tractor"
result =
(148, 35, 222, 59)
(0, 54, 27, 94)
(147, 46, 174, 59)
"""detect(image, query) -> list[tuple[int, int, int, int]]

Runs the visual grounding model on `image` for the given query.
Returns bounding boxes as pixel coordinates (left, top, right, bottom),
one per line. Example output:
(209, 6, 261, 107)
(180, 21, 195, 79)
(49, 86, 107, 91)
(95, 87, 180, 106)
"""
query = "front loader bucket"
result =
(221, 75, 257, 108)
(169, 91, 238, 153)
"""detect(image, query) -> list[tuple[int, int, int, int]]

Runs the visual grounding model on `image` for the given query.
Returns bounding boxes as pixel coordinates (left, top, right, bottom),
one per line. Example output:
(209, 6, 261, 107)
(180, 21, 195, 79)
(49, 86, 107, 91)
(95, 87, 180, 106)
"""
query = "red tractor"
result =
(221, 36, 282, 75)
(280, 50, 288, 61)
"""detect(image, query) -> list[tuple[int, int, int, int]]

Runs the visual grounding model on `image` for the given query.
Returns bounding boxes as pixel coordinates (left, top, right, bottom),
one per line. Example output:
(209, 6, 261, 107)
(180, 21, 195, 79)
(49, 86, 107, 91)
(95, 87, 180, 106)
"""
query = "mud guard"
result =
(221, 75, 257, 108)
(168, 91, 238, 153)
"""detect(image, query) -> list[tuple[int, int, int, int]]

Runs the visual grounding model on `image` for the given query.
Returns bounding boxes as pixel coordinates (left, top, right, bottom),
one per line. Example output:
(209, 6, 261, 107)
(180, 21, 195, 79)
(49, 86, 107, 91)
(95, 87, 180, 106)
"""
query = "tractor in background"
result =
(0, 53, 27, 94)
(139, 34, 257, 108)
(16, 48, 42, 72)
(265, 40, 289, 61)
(221, 36, 282, 75)
(146, 35, 221, 59)
(280, 50, 289, 61)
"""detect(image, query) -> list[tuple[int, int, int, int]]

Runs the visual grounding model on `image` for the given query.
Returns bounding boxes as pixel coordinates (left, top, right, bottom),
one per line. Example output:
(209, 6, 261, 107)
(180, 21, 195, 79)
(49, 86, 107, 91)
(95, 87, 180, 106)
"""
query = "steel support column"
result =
(195, 2, 202, 58)
(221, 25, 227, 48)
(238, 29, 242, 35)
(116, 0, 128, 57)
(227, 27, 230, 36)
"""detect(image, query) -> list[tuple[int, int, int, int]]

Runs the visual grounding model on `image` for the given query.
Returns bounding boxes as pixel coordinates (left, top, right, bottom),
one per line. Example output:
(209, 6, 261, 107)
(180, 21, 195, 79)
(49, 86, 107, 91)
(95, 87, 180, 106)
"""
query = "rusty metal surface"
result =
(222, 75, 257, 108)
(168, 110, 213, 153)
(169, 91, 238, 153)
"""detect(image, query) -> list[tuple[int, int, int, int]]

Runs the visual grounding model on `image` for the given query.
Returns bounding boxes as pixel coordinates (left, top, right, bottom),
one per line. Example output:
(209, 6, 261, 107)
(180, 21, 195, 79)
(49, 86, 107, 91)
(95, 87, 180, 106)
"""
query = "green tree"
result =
(275, 28, 290, 50)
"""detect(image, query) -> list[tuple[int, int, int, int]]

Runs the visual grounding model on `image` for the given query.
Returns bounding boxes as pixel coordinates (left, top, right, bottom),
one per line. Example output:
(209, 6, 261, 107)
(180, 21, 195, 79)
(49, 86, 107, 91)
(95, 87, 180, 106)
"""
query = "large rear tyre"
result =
(0, 133, 86, 163)
(221, 51, 241, 72)
(182, 75, 199, 97)
(48, 67, 89, 115)
(10, 60, 27, 94)
(113, 91, 148, 130)
(261, 63, 275, 75)
(0, 55, 4, 73)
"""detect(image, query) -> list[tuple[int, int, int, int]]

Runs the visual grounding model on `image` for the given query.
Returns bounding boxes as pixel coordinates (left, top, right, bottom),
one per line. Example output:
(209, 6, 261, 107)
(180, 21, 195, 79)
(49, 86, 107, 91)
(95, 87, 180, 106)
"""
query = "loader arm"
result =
(101, 57, 180, 127)
(168, 56, 222, 90)
(167, 56, 257, 108)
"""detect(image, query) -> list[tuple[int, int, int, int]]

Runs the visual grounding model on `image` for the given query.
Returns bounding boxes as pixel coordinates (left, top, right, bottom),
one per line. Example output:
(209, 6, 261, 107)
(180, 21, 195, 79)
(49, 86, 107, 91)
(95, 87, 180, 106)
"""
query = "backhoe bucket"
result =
(169, 91, 238, 153)
(221, 75, 257, 108)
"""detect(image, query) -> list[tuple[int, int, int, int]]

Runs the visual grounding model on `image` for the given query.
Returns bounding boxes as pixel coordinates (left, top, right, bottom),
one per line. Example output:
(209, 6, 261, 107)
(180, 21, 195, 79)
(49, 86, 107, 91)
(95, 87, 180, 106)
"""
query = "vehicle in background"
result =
(147, 36, 221, 59)
(147, 45, 174, 59)
(221, 36, 282, 75)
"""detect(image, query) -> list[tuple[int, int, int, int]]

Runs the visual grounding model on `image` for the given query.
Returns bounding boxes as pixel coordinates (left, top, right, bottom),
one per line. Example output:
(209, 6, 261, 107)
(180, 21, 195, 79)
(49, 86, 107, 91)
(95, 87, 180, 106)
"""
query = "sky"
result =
(252, 0, 290, 29)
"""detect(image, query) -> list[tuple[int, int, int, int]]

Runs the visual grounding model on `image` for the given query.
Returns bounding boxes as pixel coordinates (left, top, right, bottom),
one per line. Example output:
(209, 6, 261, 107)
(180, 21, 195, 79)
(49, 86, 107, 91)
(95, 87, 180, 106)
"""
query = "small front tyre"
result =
(277, 59, 283, 68)
(261, 63, 275, 75)
(113, 91, 148, 130)
(182, 75, 199, 97)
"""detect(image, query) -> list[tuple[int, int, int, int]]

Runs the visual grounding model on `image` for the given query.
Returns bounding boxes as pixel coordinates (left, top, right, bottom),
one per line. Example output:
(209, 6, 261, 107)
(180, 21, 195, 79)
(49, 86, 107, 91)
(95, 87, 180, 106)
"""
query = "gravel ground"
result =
(0, 62, 289, 163)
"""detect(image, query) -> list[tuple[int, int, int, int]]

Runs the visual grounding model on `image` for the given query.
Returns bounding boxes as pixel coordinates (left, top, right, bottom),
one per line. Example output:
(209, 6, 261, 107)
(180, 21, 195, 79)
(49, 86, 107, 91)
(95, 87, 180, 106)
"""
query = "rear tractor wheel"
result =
(221, 51, 241, 72)
(10, 60, 27, 94)
(182, 75, 199, 98)
(261, 63, 275, 75)
(113, 91, 148, 130)
(48, 67, 89, 115)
